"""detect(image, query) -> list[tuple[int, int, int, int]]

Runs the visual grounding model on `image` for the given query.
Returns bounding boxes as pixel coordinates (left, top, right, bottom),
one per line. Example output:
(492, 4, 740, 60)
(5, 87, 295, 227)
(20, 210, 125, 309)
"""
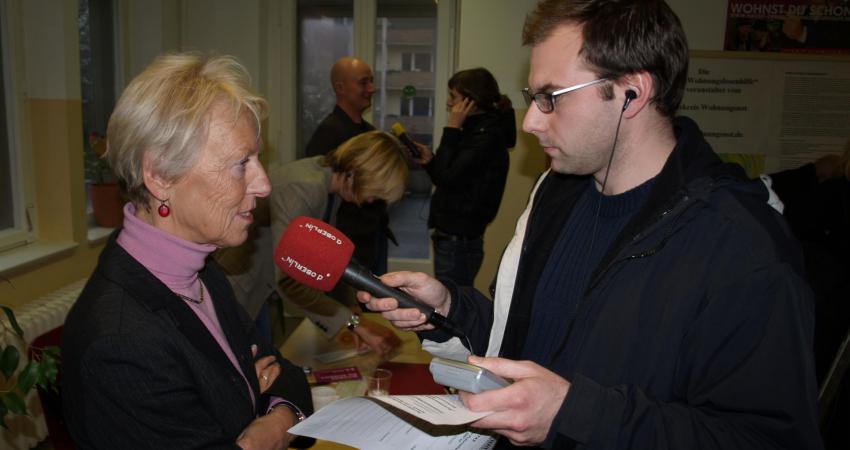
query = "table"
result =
(281, 313, 434, 449)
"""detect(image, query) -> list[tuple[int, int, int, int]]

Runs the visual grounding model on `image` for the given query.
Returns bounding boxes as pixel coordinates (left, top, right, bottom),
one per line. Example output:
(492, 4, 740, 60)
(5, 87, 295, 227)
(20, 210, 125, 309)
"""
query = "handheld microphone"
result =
(390, 122, 422, 159)
(274, 216, 466, 339)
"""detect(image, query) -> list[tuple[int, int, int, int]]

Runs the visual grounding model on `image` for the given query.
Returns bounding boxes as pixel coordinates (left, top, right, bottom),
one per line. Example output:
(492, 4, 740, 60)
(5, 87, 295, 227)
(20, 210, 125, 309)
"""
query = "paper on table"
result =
(315, 347, 371, 364)
(371, 395, 492, 425)
(289, 396, 496, 450)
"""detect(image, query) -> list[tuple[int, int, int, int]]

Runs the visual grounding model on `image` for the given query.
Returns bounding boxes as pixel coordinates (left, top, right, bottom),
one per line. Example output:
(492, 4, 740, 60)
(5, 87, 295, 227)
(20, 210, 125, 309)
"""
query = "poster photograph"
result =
(725, 0, 850, 54)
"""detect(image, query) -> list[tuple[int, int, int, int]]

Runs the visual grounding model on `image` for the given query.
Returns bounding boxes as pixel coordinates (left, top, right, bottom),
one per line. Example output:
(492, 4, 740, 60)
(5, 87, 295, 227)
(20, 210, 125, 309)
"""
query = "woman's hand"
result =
(447, 97, 476, 129)
(351, 317, 402, 357)
(236, 405, 296, 450)
(413, 142, 434, 166)
(252, 344, 281, 394)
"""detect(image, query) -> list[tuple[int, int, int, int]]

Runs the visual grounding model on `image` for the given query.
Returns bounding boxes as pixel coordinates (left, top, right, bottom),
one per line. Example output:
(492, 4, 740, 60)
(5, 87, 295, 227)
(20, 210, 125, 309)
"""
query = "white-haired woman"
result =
(62, 53, 311, 450)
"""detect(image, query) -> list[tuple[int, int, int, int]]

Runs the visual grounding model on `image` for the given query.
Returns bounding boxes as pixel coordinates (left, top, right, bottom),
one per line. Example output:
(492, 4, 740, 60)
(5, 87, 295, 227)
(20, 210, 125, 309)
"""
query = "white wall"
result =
(457, 0, 536, 107)
(668, 0, 729, 51)
(22, 0, 80, 99)
(456, 0, 543, 293)
(117, 0, 291, 163)
(180, 0, 263, 88)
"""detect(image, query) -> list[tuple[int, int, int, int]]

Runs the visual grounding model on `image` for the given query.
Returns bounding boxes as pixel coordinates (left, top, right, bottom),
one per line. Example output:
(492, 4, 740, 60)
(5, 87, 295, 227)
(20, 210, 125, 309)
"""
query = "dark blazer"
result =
(62, 233, 312, 449)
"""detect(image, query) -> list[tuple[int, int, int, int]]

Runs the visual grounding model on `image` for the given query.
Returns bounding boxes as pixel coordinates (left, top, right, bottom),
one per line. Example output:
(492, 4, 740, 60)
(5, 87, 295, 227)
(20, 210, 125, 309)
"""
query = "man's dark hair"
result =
(448, 68, 512, 112)
(523, 0, 688, 117)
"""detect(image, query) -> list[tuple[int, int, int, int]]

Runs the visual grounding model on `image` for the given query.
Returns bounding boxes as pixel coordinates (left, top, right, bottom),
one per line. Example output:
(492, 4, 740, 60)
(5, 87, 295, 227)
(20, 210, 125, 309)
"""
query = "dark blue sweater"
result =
(522, 178, 654, 366)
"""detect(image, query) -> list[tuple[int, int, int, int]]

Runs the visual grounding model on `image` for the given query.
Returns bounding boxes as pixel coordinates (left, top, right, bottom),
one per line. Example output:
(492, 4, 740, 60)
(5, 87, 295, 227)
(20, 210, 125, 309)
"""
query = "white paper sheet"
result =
(314, 347, 371, 364)
(289, 396, 497, 450)
(371, 394, 492, 425)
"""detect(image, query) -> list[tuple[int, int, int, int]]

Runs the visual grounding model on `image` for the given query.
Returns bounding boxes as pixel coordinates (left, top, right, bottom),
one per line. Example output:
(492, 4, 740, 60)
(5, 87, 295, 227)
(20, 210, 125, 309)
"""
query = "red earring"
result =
(157, 199, 171, 217)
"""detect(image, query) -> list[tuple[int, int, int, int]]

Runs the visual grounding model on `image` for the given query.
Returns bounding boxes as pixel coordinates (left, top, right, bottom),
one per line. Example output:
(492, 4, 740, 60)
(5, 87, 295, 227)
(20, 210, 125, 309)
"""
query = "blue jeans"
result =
(432, 231, 484, 287)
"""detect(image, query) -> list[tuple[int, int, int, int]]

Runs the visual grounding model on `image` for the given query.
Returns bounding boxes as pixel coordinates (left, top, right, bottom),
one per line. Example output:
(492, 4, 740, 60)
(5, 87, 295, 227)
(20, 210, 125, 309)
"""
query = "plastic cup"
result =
(366, 368, 392, 396)
(311, 385, 339, 410)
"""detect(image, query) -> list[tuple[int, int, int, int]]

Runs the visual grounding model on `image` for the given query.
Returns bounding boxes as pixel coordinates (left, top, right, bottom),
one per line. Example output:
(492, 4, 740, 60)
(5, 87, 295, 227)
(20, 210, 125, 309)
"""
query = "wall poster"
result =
(681, 57, 850, 174)
(725, 0, 850, 54)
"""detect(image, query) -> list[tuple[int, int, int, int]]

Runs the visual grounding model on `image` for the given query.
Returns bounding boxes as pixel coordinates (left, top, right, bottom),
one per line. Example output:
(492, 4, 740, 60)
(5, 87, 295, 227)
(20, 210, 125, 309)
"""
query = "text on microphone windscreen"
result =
(273, 216, 354, 292)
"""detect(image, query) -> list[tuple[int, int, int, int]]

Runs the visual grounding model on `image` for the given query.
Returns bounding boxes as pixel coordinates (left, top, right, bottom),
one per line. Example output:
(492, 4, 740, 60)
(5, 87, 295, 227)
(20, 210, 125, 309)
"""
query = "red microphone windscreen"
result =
(273, 216, 355, 292)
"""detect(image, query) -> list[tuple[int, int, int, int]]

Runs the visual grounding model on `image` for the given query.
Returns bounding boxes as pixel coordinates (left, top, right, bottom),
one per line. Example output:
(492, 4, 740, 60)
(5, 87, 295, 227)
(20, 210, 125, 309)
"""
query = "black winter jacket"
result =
(423, 117, 822, 449)
(426, 108, 516, 237)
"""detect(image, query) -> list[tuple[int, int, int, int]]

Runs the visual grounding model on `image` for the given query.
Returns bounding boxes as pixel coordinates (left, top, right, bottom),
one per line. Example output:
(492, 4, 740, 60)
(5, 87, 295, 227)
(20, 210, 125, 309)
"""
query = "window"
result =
(0, 21, 13, 231)
(297, 2, 354, 157)
(400, 96, 431, 117)
(0, 1, 28, 251)
(79, 0, 118, 231)
(294, 0, 453, 263)
(401, 52, 432, 72)
(413, 52, 431, 72)
(374, 3, 438, 260)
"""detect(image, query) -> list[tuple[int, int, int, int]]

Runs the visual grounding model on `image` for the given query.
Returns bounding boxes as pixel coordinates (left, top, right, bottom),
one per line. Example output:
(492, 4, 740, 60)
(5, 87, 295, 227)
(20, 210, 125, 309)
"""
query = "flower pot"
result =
(90, 182, 124, 228)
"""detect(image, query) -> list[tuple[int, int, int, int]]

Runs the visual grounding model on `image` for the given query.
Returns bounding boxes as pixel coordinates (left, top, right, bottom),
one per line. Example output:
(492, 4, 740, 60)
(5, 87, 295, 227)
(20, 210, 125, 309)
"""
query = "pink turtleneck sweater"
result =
(116, 202, 258, 408)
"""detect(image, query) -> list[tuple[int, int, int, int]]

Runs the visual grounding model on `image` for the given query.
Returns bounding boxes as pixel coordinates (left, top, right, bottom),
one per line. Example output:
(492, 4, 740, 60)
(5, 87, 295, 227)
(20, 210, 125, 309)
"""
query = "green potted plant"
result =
(0, 305, 60, 429)
(85, 131, 124, 228)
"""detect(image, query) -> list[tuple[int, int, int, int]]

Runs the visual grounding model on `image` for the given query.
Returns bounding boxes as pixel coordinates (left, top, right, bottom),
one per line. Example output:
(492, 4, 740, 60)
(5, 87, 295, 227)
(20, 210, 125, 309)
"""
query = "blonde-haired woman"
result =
(270, 130, 408, 356)
(63, 53, 311, 449)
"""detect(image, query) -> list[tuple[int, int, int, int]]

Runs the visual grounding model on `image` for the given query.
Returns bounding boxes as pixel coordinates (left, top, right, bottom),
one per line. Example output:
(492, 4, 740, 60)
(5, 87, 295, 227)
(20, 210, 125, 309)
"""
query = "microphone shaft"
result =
(397, 133, 421, 158)
(342, 264, 465, 338)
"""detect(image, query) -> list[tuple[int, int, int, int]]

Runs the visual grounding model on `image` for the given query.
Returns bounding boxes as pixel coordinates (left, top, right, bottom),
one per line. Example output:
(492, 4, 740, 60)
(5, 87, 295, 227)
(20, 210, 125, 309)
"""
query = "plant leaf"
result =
(16, 360, 39, 393)
(41, 346, 61, 360)
(2, 391, 27, 415)
(39, 356, 58, 385)
(1, 306, 24, 338)
(0, 345, 20, 380)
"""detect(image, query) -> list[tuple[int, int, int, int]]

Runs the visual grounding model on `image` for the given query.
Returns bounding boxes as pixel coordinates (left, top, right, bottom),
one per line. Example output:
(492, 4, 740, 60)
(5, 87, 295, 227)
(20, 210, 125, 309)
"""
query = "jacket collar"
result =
(587, 116, 752, 286)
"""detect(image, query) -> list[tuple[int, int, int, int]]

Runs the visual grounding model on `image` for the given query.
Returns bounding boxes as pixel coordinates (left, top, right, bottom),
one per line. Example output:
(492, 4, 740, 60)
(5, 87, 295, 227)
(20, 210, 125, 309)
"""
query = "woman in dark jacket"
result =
(412, 68, 516, 286)
(62, 53, 311, 449)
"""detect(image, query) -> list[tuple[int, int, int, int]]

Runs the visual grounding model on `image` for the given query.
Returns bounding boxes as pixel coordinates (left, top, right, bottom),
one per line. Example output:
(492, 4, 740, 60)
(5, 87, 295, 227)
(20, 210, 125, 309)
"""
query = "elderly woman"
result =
(270, 131, 408, 356)
(62, 53, 311, 449)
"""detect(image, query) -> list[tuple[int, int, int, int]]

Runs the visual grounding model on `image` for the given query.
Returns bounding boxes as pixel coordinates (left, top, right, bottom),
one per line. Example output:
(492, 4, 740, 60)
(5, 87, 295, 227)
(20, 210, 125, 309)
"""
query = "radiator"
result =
(1, 278, 85, 450)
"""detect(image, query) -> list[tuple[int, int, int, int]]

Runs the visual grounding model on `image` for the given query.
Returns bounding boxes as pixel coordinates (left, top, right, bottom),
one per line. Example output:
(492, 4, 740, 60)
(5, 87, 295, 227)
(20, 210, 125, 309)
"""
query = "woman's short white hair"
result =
(106, 52, 268, 206)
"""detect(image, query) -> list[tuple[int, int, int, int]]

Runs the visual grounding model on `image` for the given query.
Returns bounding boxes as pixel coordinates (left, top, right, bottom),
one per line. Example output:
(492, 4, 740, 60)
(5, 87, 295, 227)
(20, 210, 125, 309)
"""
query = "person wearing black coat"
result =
(763, 144, 850, 449)
(412, 68, 517, 286)
(63, 53, 311, 449)
(358, 1, 822, 448)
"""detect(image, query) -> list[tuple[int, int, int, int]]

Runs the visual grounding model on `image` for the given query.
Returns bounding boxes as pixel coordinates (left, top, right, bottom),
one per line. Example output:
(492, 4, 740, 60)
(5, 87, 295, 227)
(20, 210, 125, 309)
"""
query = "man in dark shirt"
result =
(359, 1, 822, 448)
(305, 57, 376, 157)
(304, 57, 390, 274)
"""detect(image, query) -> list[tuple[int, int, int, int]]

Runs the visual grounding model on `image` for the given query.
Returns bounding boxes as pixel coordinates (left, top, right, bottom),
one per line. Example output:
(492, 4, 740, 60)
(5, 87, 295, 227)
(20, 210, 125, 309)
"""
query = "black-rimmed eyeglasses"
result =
(522, 78, 609, 114)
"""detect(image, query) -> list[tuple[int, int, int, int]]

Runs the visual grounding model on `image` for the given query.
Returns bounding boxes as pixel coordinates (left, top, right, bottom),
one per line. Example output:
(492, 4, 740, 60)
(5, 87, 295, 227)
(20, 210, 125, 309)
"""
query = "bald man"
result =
(303, 57, 390, 275)
(305, 57, 376, 157)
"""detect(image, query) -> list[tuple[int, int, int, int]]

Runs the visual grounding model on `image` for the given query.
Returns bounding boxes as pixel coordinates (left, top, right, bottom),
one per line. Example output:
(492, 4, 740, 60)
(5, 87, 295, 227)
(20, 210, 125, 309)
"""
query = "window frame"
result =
(0, 0, 35, 252)
(279, 0, 457, 271)
(79, 0, 120, 237)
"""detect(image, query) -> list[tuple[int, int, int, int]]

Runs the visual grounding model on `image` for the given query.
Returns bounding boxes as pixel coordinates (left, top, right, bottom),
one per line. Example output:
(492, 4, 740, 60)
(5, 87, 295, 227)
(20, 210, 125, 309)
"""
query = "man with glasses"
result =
(359, 0, 822, 448)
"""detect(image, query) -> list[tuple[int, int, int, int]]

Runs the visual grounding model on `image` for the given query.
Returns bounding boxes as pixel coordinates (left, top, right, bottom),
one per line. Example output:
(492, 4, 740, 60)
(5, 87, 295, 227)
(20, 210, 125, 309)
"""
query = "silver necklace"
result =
(178, 278, 204, 304)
